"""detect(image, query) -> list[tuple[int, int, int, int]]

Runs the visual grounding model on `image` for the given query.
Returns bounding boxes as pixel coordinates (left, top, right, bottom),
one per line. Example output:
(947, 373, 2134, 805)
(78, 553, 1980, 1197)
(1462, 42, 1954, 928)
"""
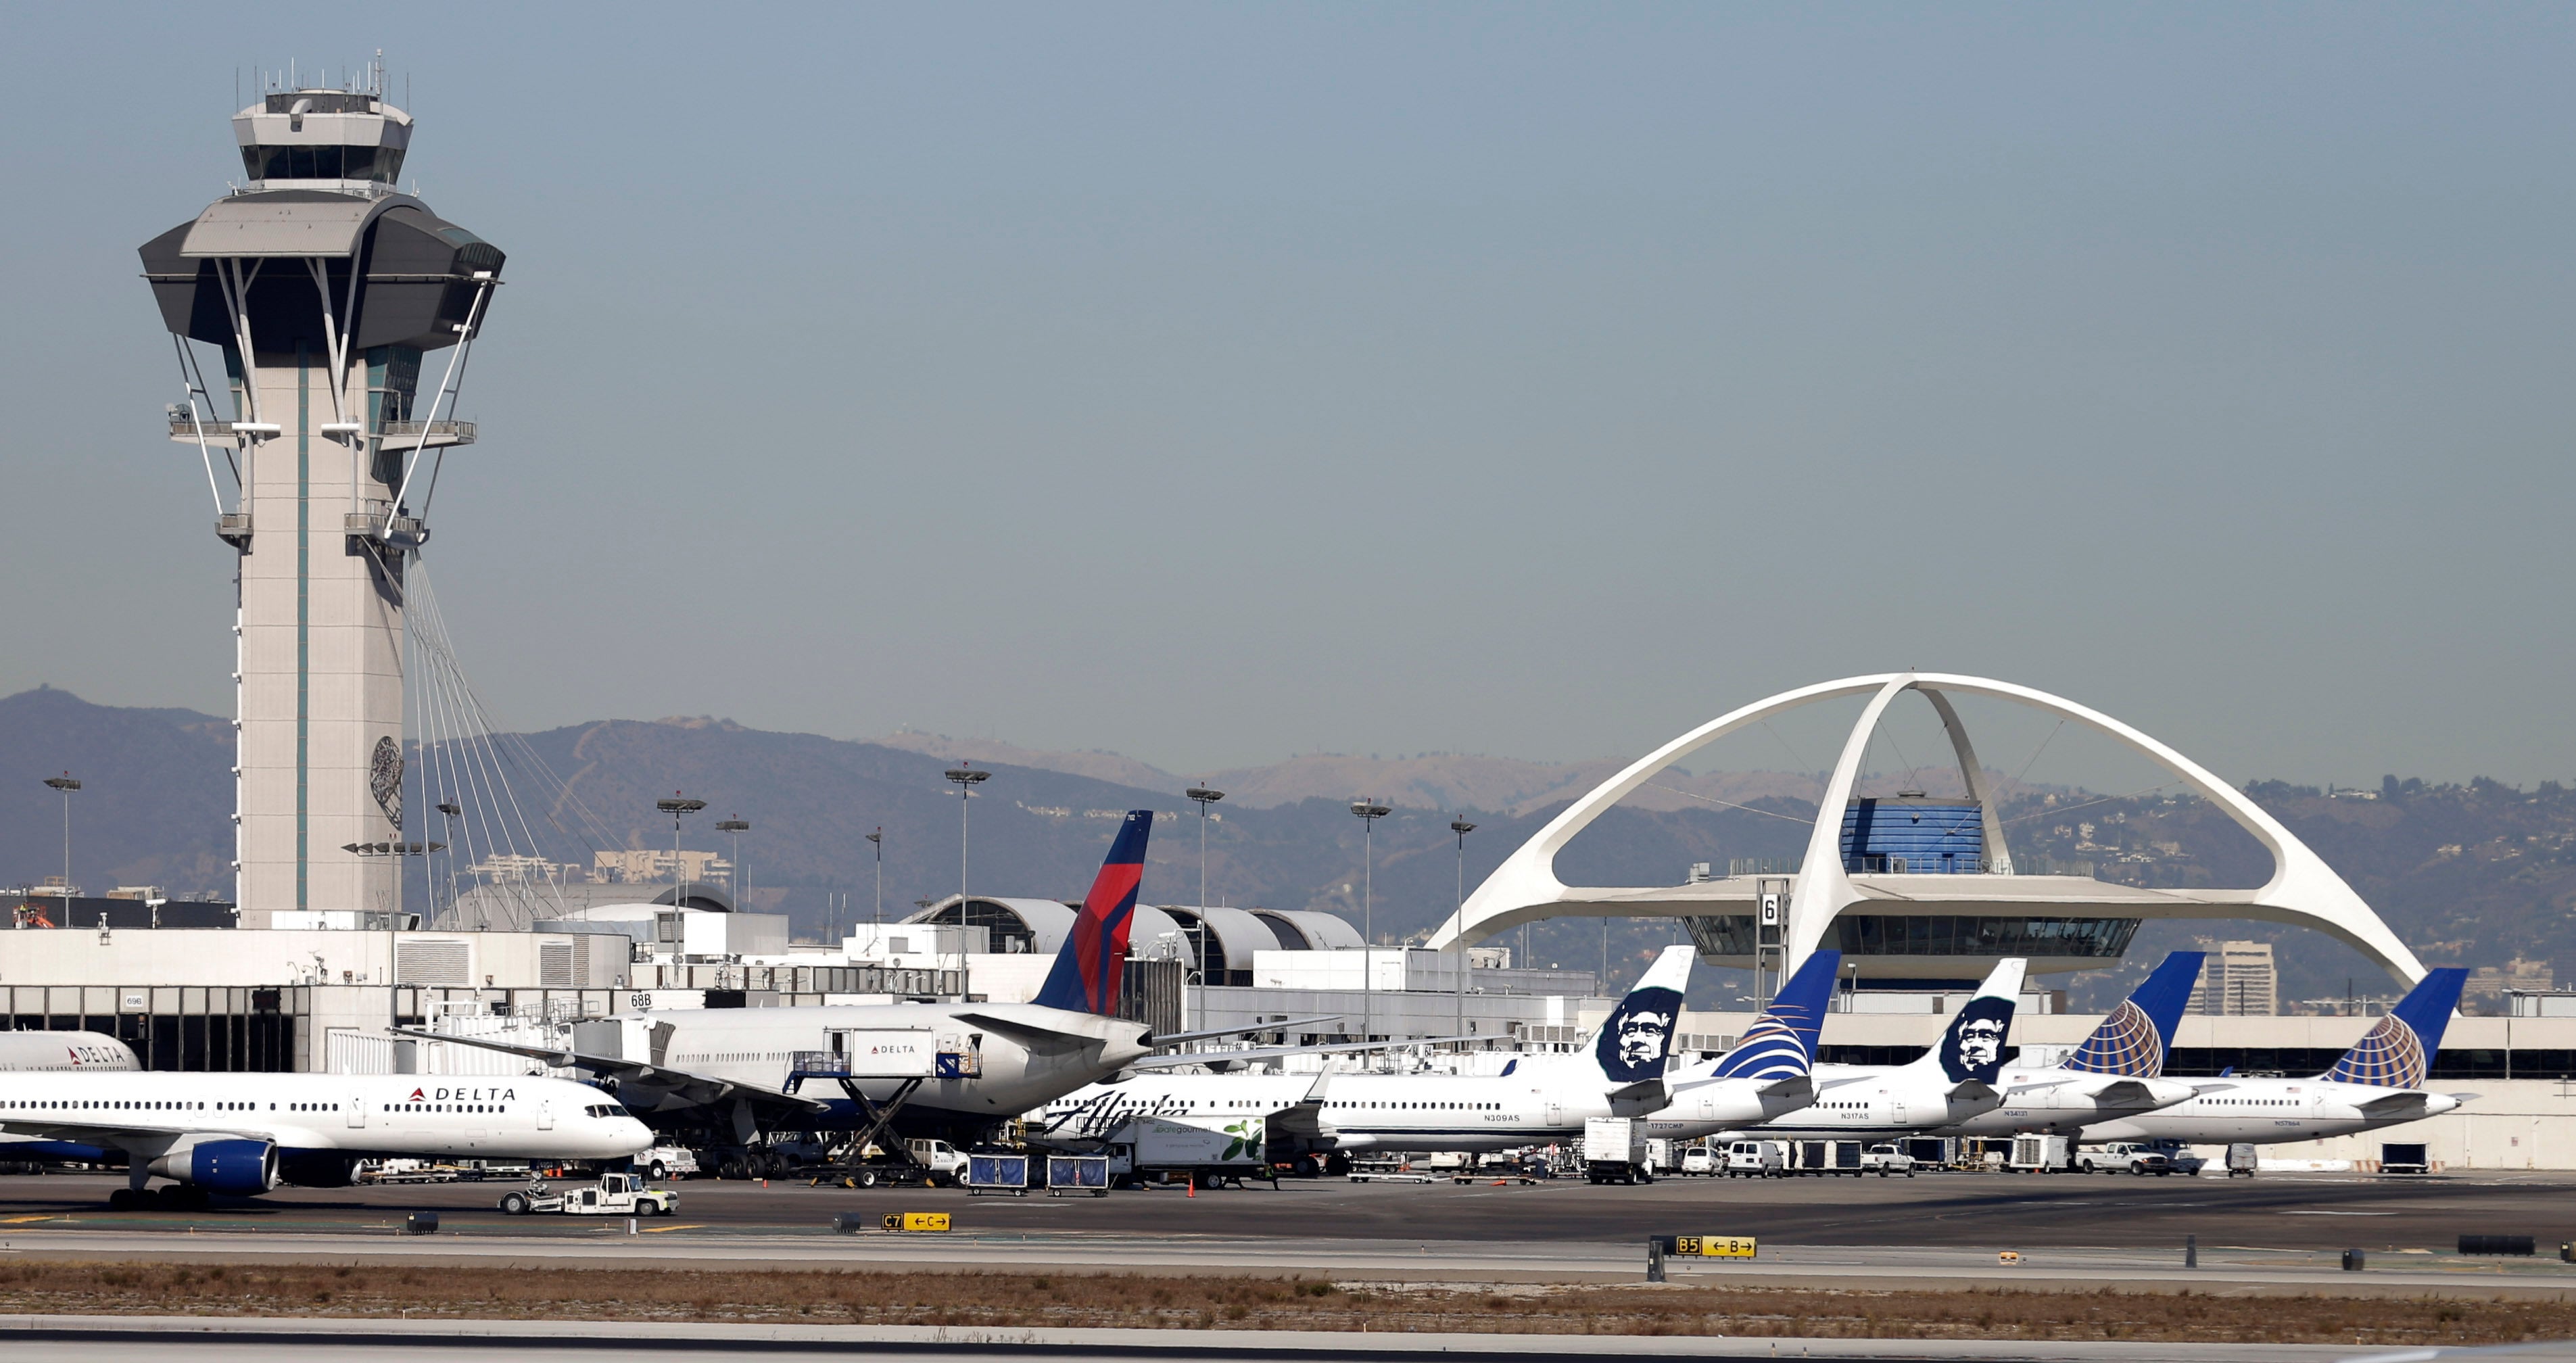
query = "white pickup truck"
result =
(1860, 1143, 1917, 1177)
(498, 1172, 678, 1217)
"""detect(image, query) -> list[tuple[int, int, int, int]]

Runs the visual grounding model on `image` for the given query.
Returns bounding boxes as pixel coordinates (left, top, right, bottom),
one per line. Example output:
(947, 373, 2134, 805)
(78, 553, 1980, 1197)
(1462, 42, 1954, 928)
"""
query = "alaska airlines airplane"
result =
(1030, 944, 1718, 1166)
(1715, 958, 2030, 1141)
(2081, 967, 2474, 1147)
(0, 1031, 136, 1072)
(416, 812, 1241, 1155)
(1926, 951, 2205, 1140)
(0, 1071, 650, 1208)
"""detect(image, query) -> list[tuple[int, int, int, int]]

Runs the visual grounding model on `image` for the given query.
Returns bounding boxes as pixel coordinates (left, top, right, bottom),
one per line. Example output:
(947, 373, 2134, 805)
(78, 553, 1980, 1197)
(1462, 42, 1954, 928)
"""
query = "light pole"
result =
(41, 774, 79, 899)
(1450, 817, 1475, 1044)
(945, 765, 990, 909)
(716, 817, 749, 911)
(654, 794, 707, 905)
(1350, 799, 1390, 1041)
(1186, 785, 1224, 907)
(865, 827, 884, 928)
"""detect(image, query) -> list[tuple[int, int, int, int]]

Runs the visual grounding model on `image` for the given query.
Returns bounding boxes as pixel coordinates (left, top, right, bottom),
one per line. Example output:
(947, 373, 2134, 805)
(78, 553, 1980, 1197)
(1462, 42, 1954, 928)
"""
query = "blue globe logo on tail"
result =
(2324, 967, 2466, 1090)
(2062, 951, 2202, 1078)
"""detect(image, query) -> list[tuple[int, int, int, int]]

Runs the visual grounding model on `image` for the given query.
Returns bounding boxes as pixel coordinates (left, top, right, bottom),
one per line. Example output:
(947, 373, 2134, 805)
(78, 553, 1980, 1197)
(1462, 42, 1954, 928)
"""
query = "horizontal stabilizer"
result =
(1148, 1015, 1340, 1047)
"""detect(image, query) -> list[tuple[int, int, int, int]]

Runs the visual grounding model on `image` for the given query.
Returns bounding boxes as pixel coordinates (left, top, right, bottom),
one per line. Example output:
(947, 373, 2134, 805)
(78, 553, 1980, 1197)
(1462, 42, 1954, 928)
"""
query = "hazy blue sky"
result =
(4, 3, 2571, 787)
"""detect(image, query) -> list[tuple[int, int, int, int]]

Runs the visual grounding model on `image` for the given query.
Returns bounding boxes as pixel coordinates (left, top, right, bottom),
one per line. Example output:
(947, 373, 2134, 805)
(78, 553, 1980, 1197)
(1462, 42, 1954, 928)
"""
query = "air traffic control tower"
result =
(139, 68, 502, 916)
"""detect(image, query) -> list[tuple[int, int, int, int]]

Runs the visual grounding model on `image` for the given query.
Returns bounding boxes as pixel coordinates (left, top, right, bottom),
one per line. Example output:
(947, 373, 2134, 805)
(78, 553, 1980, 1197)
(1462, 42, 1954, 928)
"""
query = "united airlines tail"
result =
(2323, 967, 2467, 1089)
(1030, 811, 1154, 1018)
(1709, 951, 1841, 1081)
(1898, 957, 2026, 1086)
(2060, 951, 2203, 1079)
(1585, 944, 1695, 1085)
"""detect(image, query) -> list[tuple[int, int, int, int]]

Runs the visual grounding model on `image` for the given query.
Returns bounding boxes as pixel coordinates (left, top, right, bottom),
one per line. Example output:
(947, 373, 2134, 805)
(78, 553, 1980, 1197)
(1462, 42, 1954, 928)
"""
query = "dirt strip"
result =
(0, 1260, 2568, 1347)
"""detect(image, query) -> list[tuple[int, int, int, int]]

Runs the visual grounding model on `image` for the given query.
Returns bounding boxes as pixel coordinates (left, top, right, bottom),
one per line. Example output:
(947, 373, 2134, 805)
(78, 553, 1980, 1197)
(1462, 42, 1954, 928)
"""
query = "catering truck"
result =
(1583, 1117, 1652, 1185)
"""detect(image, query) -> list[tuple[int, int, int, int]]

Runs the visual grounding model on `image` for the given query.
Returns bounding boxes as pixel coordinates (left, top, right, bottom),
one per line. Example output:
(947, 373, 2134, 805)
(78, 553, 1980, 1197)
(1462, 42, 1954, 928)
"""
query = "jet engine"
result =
(149, 1137, 280, 1195)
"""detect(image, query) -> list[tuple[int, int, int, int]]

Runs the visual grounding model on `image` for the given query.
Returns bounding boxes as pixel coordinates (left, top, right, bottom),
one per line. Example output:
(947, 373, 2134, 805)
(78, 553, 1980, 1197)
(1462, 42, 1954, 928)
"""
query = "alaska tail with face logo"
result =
(1582, 944, 1696, 1086)
(1894, 957, 2027, 1090)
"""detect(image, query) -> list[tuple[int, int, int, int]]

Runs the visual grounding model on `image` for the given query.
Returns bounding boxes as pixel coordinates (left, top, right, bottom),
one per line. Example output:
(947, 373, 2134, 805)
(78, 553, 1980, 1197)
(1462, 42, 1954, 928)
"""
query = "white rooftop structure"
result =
(1428, 673, 2427, 987)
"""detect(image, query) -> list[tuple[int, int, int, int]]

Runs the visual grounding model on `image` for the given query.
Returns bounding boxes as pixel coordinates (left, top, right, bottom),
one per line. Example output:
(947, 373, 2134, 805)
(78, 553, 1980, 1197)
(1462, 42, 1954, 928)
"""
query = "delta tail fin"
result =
(1030, 810, 1155, 1017)
(2323, 967, 2467, 1089)
(1710, 950, 1840, 1081)
(2060, 951, 2203, 1078)
(1585, 944, 1694, 1085)
(1899, 957, 2026, 1086)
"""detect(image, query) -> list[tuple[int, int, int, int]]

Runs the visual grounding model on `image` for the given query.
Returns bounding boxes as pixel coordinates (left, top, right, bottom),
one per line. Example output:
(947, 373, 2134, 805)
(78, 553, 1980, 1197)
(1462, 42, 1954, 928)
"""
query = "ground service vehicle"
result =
(1105, 1115, 1270, 1188)
(2082, 1142, 2172, 1176)
(1792, 1139, 1862, 1176)
(2010, 1134, 2072, 1172)
(905, 1139, 971, 1183)
(1679, 1145, 1719, 1176)
(643, 1146, 699, 1180)
(1583, 1117, 1651, 1184)
(498, 1172, 677, 1216)
(1723, 1139, 1786, 1176)
(1861, 1143, 1915, 1176)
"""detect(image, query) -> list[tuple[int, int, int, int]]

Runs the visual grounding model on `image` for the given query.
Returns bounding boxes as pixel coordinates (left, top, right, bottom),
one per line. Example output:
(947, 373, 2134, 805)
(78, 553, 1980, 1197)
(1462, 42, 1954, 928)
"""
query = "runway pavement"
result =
(3, 1168, 2570, 1253)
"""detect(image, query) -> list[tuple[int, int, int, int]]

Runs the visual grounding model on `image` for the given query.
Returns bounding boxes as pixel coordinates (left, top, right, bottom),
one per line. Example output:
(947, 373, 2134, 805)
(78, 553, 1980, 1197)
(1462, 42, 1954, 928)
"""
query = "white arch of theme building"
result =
(1425, 673, 2427, 986)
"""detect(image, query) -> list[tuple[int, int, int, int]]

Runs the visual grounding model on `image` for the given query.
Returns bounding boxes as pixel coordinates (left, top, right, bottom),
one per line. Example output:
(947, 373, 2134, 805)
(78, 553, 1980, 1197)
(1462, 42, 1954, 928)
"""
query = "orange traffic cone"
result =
(1186, 1176, 1195, 1198)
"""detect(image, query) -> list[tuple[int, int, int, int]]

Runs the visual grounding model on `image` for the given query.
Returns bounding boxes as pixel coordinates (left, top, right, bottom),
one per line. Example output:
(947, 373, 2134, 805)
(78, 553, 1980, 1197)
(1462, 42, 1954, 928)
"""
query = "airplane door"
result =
(1892, 1096, 1907, 1124)
(539, 1099, 555, 1130)
(348, 1092, 366, 1128)
(1544, 1101, 1563, 1128)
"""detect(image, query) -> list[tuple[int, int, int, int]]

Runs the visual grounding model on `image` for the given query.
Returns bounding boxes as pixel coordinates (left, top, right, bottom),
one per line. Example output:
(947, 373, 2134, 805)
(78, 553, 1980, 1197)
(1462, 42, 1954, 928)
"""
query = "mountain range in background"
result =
(3, 686, 2570, 1015)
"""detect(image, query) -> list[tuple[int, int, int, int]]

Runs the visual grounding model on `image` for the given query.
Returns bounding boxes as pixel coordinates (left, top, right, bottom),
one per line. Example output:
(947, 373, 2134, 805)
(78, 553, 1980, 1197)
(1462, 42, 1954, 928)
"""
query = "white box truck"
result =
(1105, 1115, 1272, 1189)
(2009, 1134, 2072, 1172)
(1583, 1117, 1652, 1185)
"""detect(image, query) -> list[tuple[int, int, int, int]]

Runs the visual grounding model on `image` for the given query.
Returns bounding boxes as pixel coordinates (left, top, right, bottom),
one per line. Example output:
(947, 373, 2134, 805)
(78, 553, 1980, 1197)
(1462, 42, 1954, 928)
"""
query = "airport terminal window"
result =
(1832, 915, 2138, 959)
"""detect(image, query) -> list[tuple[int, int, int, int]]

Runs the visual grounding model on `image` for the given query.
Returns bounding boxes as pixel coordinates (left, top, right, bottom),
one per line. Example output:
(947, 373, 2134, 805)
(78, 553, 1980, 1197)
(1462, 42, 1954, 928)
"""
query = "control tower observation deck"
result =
(138, 74, 504, 917)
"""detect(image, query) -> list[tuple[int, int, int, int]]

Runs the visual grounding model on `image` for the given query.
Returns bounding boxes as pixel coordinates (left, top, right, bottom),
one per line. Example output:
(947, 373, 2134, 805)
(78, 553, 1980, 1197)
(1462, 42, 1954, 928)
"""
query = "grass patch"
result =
(0, 1260, 2559, 1345)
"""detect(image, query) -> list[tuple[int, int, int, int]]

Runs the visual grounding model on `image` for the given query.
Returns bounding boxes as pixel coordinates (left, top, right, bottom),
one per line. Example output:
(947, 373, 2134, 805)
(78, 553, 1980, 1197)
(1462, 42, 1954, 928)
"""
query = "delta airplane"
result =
(0, 1071, 650, 1209)
(1711, 957, 2032, 1141)
(2082, 967, 2474, 1147)
(1924, 951, 2206, 1140)
(416, 813, 1290, 1157)
(0, 1031, 136, 1071)
(1031, 944, 1760, 1166)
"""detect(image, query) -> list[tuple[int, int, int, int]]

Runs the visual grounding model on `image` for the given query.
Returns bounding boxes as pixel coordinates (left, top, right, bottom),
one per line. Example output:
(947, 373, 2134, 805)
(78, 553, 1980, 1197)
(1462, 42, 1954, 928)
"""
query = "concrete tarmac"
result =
(5, 1171, 2576, 1298)
(3, 1168, 2571, 1252)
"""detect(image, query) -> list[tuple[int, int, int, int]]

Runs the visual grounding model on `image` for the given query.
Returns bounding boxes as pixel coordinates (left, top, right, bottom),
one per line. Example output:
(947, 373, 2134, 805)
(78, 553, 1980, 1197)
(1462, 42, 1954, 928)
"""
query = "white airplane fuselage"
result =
(1925, 1068, 2199, 1138)
(2081, 1078, 2464, 1145)
(0, 1031, 137, 1072)
(1035, 1059, 1662, 1154)
(1709, 1062, 2009, 1141)
(0, 1070, 652, 1177)
(634, 1002, 1156, 1130)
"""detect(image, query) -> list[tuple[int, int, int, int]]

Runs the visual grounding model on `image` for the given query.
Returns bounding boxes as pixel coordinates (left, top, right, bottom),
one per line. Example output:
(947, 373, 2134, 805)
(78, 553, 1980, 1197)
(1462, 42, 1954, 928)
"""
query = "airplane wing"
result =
(390, 1028, 829, 1116)
(2190, 1082, 2238, 1096)
(1947, 1080, 1999, 1102)
(1755, 1074, 1814, 1099)
(2084, 1079, 2165, 1107)
(1124, 1034, 1477, 1071)
(0, 1116, 273, 1151)
(948, 1011, 1128, 1051)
